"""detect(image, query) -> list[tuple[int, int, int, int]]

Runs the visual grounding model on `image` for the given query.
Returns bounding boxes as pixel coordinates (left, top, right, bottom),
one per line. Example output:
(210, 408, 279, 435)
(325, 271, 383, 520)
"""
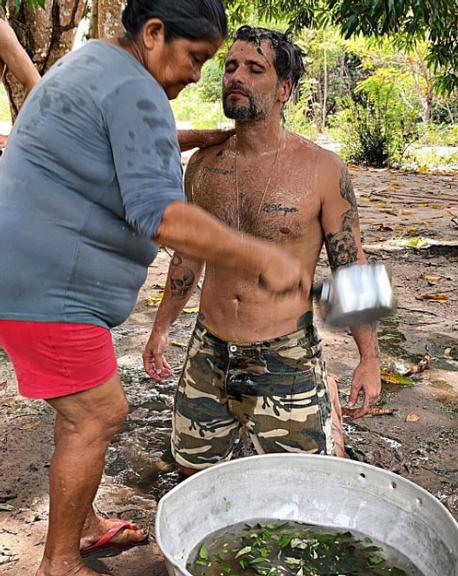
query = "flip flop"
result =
(81, 519, 148, 558)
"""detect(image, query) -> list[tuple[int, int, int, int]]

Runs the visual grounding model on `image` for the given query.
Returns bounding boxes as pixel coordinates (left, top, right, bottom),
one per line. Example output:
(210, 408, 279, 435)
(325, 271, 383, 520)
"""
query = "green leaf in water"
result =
(390, 569, 409, 576)
(365, 545, 384, 553)
(278, 534, 293, 549)
(368, 552, 385, 567)
(198, 544, 209, 562)
(284, 557, 302, 566)
(249, 557, 271, 565)
(234, 545, 252, 559)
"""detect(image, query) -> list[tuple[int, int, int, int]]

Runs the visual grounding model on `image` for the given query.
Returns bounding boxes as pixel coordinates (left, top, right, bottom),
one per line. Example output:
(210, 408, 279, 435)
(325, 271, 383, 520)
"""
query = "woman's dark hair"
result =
(122, 0, 227, 42)
(235, 25, 306, 101)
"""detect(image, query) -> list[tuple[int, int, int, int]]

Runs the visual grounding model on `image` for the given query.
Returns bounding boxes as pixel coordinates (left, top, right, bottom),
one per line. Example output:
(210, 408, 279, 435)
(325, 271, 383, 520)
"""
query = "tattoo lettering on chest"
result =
(170, 254, 196, 300)
(203, 166, 235, 176)
(263, 203, 299, 216)
(325, 168, 359, 270)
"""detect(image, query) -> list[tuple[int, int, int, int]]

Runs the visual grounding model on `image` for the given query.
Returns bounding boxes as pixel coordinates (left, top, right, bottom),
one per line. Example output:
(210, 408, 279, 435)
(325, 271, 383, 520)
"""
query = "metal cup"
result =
(312, 263, 395, 327)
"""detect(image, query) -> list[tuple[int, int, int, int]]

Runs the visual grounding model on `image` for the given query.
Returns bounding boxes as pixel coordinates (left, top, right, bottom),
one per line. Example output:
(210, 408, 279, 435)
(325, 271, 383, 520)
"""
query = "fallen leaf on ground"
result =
(365, 407, 398, 416)
(406, 238, 431, 249)
(444, 347, 453, 358)
(404, 352, 432, 376)
(20, 421, 39, 430)
(170, 340, 187, 348)
(405, 412, 421, 422)
(420, 273, 442, 282)
(146, 294, 164, 306)
(416, 293, 448, 302)
(183, 306, 200, 314)
(381, 369, 414, 386)
(0, 503, 14, 511)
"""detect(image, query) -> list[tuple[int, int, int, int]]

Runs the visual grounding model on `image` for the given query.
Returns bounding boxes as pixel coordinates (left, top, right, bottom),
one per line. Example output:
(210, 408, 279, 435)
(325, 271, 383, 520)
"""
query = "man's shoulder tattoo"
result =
(340, 166, 357, 210)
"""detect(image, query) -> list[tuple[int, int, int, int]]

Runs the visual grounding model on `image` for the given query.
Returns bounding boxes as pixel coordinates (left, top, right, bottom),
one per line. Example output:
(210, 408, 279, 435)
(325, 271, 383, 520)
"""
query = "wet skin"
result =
(150, 39, 381, 419)
(181, 39, 364, 342)
(187, 132, 329, 342)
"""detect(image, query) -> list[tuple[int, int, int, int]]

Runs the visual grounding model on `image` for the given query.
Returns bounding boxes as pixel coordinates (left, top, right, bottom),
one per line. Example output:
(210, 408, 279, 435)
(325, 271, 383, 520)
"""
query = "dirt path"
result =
(1, 168, 457, 575)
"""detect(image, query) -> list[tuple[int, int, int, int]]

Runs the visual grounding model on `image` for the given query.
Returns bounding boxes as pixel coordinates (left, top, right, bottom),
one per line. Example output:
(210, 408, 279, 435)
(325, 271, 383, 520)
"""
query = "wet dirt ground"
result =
(0, 167, 457, 575)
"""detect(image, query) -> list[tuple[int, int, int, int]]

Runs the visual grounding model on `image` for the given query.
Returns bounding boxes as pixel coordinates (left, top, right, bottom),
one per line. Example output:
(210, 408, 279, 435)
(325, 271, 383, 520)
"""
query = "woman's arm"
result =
(0, 19, 40, 93)
(154, 201, 310, 296)
(177, 128, 234, 151)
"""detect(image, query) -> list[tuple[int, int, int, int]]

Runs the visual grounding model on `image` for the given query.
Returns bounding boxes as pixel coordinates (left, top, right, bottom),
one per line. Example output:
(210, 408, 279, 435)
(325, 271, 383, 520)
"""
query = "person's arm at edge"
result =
(320, 155, 381, 418)
(0, 19, 40, 93)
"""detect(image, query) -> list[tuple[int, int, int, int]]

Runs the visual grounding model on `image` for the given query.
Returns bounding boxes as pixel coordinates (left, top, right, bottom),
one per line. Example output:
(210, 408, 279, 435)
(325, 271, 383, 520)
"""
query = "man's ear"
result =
(142, 18, 165, 50)
(278, 79, 292, 104)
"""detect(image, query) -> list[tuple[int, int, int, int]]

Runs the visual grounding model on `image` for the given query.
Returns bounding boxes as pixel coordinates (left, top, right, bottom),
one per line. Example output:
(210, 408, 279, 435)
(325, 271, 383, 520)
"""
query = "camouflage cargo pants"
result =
(172, 321, 336, 470)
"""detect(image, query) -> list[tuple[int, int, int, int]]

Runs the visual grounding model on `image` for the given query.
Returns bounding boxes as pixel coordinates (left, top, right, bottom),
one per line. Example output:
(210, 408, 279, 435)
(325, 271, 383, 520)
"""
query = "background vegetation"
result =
(1, 0, 457, 169)
(172, 25, 457, 170)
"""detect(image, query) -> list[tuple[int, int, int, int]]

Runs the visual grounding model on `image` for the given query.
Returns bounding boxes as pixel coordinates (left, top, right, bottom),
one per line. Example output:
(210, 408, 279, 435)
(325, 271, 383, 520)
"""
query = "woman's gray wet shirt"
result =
(0, 41, 184, 328)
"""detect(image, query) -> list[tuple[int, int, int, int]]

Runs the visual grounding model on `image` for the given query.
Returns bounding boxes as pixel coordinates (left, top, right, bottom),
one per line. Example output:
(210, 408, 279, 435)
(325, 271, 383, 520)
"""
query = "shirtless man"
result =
(0, 18, 40, 148)
(144, 26, 381, 473)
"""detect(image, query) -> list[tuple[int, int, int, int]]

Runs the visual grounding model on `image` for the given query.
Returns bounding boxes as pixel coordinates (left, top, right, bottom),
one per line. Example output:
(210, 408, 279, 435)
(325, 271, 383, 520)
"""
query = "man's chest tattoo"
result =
(262, 203, 299, 216)
(203, 166, 235, 176)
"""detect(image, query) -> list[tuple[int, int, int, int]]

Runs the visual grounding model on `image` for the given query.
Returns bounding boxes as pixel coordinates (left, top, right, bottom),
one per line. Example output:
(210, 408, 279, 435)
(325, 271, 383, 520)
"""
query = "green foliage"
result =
(342, 89, 418, 167)
(328, 0, 458, 93)
(196, 60, 223, 104)
(1, 0, 45, 13)
(418, 124, 458, 147)
(356, 67, 421, 125)
(227, 0, 458, 93)
(343, 96, 391, 167)
(171, 85, 227, 130)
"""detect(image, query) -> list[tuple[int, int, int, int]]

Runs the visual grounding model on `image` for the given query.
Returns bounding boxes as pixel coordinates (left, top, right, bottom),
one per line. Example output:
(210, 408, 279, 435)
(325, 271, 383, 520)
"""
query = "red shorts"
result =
(0, 320, 118, 399)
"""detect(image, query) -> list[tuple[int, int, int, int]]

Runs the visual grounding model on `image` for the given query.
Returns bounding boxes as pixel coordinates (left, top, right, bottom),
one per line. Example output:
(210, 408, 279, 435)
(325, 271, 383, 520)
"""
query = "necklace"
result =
(234, 136, 283, 232)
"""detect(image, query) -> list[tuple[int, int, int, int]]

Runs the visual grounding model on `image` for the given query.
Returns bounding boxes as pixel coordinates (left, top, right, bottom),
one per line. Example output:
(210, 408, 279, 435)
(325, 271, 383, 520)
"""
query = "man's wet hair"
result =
(234, 25, 306, 100)
(122, 0, 227, 43)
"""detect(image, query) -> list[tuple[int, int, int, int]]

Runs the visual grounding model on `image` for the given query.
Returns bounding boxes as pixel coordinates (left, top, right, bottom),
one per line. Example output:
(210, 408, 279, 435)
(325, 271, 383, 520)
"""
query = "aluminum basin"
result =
(156, 454, 458, 576)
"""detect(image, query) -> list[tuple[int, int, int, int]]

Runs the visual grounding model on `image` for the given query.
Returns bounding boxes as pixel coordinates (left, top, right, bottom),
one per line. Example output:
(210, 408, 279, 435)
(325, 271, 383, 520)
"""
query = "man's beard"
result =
(223, 85, 269, 121)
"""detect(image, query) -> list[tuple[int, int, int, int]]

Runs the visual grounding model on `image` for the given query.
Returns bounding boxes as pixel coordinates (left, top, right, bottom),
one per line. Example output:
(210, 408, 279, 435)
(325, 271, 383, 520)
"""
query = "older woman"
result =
(0, 1, 309, 575)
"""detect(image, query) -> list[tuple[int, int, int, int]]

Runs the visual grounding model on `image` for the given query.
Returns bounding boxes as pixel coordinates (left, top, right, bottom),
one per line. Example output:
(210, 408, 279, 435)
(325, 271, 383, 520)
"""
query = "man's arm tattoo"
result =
(325, 168, 360, 270)
(169, 254, 196, 300)
(340, 167, 358, 211)
(325, 226, 358, 270)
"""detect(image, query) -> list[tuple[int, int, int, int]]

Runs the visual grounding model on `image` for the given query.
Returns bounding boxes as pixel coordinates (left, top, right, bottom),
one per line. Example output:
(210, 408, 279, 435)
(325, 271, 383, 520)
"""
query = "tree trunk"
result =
(422, 91, 433, 126)
(4, 0, 86, 121)
(321, 34, 328, 133)
(88, 0, 124, 40)
(87, 0, 99, 39)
